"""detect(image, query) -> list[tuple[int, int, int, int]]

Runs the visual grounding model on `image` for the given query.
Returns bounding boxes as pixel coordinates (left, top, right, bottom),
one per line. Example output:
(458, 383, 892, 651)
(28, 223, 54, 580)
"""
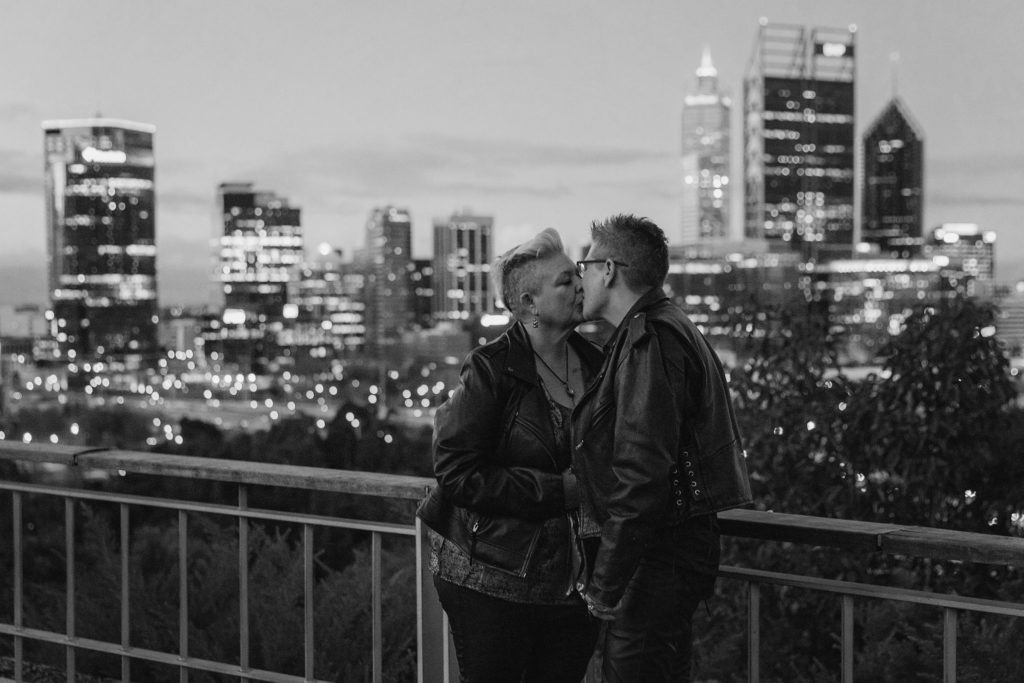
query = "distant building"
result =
(209, 182, 303, 373)
(811, 257, 952, 361)
(432, 211, 494, 321)
(363, 206, 414, 354)
(0, 305, 47, 339)
(680, 48, 731, 245)
(744, 23, 856, 262)
(862, 98, 925, 257)
(158, 306, 207, 357)
(395, 322, 472, 368)
(43, 118, 158, 361)
(216, 182, 303, 320)
(996, 282, 1024, 357)
(280, 246, 366, 370)
(0, 305, 47, 365)
(665, 240, 803, 356)
(926, 223, 996, 297)
(411, 258, 435, 328)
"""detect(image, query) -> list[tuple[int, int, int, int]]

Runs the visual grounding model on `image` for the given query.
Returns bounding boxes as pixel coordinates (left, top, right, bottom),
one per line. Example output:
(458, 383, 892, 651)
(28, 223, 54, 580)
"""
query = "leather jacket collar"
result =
(604, 287, 671, 352)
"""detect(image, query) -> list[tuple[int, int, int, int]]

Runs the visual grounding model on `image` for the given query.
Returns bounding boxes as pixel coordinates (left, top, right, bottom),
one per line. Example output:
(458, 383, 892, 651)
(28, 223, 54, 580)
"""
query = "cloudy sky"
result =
(2, 0, 1022, 306)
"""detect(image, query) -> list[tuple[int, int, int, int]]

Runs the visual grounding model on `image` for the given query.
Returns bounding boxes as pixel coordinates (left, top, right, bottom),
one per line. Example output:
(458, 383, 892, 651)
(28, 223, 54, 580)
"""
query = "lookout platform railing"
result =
(1, 442, 1022, 682)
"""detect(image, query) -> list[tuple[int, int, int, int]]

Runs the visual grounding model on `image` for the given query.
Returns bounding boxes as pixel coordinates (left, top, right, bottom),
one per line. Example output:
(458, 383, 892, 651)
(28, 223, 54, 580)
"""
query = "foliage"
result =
(697, 297, 1024, 682)
(730, 300, 856, 517)
(842, 298, 1019, 530)
(3, 502, 418, 682)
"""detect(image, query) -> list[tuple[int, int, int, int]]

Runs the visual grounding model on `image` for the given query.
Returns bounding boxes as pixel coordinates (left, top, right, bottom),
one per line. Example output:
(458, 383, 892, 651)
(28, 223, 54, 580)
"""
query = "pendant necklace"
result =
(533, 347, 574, 399)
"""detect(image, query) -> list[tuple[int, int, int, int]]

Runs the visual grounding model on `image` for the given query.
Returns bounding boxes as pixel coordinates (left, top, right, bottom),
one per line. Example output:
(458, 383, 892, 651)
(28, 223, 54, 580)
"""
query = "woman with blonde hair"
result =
(417, 227, 602, 682)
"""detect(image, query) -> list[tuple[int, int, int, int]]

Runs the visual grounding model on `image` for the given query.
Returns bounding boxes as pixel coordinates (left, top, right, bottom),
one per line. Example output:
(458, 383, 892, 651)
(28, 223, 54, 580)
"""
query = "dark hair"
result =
(589, 214, 668, 290)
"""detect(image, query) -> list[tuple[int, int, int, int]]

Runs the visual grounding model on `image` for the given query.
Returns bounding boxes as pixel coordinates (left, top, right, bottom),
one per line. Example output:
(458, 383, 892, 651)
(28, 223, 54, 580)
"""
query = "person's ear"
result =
(604, 261, 617, 287)
(519, 292, 534, 312)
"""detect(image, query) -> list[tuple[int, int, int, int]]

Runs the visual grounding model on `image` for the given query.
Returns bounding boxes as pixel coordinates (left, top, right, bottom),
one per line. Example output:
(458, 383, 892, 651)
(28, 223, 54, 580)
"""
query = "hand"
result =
(583, 592, 620, 621)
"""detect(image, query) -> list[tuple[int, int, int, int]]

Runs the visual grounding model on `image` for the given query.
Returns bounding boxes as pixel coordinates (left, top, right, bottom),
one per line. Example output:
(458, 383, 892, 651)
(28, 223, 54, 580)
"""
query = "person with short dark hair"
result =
(572, 213, 753, 682)
(417, 227, 602, 683)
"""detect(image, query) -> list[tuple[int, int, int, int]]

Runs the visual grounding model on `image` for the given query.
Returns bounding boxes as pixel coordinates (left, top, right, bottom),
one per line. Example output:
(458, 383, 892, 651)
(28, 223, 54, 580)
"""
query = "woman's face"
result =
(528, 253, 584, 330)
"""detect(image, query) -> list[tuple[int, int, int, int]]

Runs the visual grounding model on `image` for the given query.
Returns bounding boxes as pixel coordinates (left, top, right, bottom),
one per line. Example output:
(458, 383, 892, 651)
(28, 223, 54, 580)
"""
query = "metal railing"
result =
(2, 441, 1023, 682)
(0, 443, 447, 683)
(716, 508, 1024, 682)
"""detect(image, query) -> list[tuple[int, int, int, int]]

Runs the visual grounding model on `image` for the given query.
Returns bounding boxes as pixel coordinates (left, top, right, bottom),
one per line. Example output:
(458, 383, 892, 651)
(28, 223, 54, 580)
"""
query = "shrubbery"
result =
(695, 298, 1024, 682)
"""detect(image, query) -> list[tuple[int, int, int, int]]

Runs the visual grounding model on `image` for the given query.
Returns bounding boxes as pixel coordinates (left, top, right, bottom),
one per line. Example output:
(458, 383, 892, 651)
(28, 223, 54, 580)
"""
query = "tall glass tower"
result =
(364, 206, 413, 353)
(862, 98, 924, 258)
(744, 22, 856, 262)
(680, 48, 731, 245)
(216, 182, 303, 321)
(432, 210, 494, 320)
(206, 183, 302, 373)
(43, 118, 158, 361)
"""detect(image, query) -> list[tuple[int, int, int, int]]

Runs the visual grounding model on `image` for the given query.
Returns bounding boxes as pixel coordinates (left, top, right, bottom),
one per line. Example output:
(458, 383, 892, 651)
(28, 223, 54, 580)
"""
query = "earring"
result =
(531, 317, 540, 328)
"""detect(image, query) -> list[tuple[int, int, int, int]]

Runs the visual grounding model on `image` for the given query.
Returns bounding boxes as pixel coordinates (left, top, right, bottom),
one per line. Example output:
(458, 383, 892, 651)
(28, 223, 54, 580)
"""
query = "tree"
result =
(842, 298, 1019, 531)
(730, 300, 855, 516)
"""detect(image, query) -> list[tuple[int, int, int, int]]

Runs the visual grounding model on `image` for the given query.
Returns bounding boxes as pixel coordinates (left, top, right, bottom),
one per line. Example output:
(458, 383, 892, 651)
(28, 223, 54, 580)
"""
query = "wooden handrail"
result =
(3, 441, 1024, 566)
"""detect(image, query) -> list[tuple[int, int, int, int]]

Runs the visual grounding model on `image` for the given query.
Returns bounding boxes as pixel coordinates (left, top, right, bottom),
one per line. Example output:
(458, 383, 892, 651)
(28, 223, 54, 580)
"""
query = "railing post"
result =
(120, 503, 131, 682)
(415, 517, 451, 682)
(303, 523, 314, 682)
(13, 490, 23, 683)
(238, 485, 250, 683)
(372, 531, 383, 683)
(748, 582, 760, 683)
(841, 595, 854, 683)
(178, 510, 189, 683)
(65, 497, 76, 681)
(943, 607, 958, 683)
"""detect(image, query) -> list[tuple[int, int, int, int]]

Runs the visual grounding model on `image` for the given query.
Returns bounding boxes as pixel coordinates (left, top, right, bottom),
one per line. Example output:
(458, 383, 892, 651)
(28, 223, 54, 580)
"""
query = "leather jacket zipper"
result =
(469, 518, 480, 565)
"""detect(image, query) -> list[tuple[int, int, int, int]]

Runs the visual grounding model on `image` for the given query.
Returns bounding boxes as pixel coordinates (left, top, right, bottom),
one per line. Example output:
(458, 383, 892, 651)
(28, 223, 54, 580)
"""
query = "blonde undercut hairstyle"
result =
(493, 227, 566, 318)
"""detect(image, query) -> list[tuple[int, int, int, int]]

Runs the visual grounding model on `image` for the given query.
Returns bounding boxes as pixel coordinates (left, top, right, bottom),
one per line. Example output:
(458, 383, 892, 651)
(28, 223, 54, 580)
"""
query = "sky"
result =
(1, 0, 1023, 307)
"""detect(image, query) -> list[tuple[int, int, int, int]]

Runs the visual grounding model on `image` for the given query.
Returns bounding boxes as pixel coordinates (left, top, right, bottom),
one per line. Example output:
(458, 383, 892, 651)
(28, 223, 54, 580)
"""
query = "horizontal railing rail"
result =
(2, 441, 1024, 682)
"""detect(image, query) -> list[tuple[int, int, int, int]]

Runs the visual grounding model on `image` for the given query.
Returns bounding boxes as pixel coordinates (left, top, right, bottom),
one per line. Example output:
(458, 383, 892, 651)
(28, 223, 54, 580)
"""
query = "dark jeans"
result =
(597, 515, 720, 683)
(434, 576, 599, 683)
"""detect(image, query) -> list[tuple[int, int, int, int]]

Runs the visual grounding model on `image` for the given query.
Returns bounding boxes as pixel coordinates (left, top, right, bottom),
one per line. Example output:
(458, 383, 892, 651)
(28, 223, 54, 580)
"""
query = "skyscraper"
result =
(432, 210, 494, 321)
(43, 118, 158, 361)
(410, 258, 435, 328)
(862, 98, 924, 257)
(216, 182, 303, 321)
(744, 22, 856, 262)
(210, 182, 302, 373)
(282, 245, 366, 367)
(364, 206, 414, 353)
(929, 223, 996, 296)
(680, 48, 731, 245)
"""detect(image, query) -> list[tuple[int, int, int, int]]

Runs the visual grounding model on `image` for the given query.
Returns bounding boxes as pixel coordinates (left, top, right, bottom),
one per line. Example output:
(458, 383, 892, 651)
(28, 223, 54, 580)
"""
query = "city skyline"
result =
(2, 0, 1023, 306)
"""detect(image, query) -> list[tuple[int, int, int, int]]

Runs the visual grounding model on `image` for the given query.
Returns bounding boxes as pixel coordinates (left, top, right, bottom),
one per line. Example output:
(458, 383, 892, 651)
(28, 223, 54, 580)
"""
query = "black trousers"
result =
(434, 576, 599, 683)
(596, 515, 720, 683)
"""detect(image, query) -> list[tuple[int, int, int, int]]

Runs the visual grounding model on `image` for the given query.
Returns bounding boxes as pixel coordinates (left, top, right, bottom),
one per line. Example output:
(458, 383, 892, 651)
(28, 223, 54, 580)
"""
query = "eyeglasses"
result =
(575, 258, 629, 277)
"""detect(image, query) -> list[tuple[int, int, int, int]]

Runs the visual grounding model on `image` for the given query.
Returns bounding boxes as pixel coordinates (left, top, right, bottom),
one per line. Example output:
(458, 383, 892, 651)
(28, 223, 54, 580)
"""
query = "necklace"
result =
(533, 347, 575, 399)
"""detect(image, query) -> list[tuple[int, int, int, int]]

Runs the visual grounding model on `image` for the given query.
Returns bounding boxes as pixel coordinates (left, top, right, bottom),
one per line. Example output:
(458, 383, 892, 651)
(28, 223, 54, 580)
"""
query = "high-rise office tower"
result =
(411, 258, 435, 328)
(681, 48, 731, 245)
(929, 223, 996, 296)
(862, 98, 924, 258)
(283, 245, 366, 364)
(364, 206, 414, 352)
(43, 118, 158, 360)
(432, 210, 494, 321)
(216, 182, 303, 321)
(744, 22, 856, 261)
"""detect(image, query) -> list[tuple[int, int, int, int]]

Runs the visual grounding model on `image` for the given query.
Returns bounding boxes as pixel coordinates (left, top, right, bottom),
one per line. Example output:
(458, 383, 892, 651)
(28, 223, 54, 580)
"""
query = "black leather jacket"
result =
(417, 321, 604, 577)
(571, 288, 752, 606)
